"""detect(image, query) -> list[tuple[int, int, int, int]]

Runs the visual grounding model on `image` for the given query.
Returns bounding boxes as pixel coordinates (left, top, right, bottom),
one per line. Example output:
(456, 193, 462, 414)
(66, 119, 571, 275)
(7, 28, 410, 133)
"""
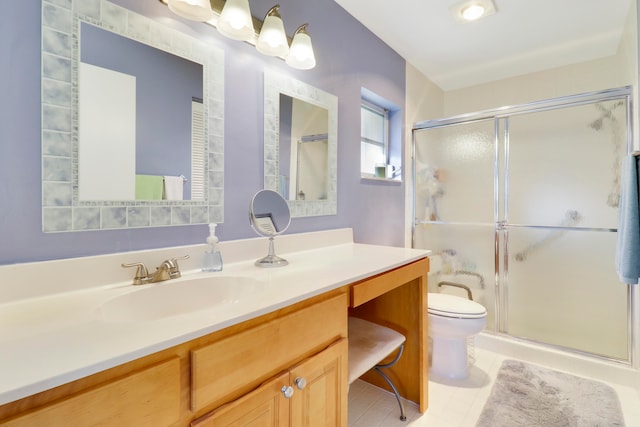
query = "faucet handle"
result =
(158, 255, 190, 280)
(171, 254, 190, 264)
(166, 255, 190, 279)
(121, 262, 152, 285)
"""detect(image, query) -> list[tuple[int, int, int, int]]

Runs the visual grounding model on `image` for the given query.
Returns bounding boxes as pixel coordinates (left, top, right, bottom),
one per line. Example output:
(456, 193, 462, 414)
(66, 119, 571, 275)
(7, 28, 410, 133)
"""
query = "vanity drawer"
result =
(191, 293, 347, 412)
(350, 258, 429, 307)
(2, 357, 180, 427)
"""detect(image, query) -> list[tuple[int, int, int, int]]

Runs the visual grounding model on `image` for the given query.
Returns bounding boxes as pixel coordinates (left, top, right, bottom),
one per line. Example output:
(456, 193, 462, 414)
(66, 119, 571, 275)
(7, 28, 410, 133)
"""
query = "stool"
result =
(348, 316, 407, 421)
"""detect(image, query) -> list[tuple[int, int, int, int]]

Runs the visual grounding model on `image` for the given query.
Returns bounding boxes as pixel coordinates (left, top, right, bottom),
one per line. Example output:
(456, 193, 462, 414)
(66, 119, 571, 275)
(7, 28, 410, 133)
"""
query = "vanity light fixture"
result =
(451, 0, 496, 22)
(217, 0, 255, 41)
(167, 0, 214, 22)
(160, 0, 316, 69)
(286, 24, 316, 70)
(256, 5, 289, 57)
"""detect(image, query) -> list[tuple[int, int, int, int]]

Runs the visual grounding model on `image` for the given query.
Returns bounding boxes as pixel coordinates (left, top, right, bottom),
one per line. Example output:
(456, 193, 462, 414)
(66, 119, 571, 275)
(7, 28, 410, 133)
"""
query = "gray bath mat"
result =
(476, 360, 625, 427)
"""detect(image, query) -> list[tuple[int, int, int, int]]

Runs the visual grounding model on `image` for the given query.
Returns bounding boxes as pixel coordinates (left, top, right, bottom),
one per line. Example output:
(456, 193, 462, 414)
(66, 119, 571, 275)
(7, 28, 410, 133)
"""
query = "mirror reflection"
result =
(278, 94, 329, 201)
(78, 23, 204, 201)
(263, 70, 338, 217)
(250, 190, 291, 267)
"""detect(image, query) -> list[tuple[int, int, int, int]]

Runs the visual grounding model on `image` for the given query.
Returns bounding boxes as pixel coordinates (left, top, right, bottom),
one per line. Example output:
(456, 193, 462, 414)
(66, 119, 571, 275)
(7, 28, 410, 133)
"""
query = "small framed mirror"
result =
(264, 70, 338, 217)
(250, 190, 291, 267)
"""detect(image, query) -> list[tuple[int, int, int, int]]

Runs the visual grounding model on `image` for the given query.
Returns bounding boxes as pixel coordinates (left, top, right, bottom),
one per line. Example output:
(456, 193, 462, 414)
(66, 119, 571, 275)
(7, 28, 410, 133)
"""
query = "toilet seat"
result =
(428, 293, 486, 319)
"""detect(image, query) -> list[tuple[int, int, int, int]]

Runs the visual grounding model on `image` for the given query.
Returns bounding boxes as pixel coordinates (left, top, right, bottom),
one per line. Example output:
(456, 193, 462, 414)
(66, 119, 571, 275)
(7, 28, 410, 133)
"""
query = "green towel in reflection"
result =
(135, 174, 164, 200)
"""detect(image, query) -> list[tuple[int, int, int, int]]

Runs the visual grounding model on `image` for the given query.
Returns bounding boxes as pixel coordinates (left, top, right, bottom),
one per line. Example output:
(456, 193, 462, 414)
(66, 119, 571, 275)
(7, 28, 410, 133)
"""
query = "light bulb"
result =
(229, 19, 244, 31)
(461, 4, 485, 21)
(217, 0, 255, 41)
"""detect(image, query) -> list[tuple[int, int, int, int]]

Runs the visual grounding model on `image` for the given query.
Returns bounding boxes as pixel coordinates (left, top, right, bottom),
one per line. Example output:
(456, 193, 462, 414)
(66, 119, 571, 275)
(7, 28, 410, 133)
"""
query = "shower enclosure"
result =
(412, 87, 634, 362)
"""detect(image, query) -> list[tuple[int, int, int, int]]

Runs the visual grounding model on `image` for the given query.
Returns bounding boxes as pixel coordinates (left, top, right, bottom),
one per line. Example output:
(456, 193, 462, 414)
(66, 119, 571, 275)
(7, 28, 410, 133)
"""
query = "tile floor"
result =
(348, 346, 640, 427)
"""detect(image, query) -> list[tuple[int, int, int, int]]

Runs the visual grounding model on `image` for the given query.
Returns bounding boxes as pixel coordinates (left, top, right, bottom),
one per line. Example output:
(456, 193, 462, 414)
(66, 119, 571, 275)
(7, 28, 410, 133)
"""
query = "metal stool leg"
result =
(373, 343, 407, 421)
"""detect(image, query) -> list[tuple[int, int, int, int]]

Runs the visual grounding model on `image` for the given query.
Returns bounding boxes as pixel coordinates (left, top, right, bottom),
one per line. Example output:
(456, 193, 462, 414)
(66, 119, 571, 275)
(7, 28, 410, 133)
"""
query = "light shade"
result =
(167, 0, 214, 22)
(286, 24, 316, 70)
(217, 0, 255, 41)
(256, 5, 289, 57)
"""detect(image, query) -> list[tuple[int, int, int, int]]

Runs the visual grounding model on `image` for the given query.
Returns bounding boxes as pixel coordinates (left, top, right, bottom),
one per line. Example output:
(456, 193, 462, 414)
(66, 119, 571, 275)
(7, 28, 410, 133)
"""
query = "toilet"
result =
(428, 293, 487, 379)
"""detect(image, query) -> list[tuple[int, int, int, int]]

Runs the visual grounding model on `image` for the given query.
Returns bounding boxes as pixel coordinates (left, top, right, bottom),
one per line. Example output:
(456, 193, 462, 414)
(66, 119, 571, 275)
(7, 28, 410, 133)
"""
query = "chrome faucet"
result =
(122, 255, 190, 285)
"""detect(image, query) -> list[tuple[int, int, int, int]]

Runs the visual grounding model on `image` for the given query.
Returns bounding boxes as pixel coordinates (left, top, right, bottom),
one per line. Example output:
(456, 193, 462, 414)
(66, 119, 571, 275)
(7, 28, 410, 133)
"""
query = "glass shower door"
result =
(414, 119, 497, 329)
(502, 99, 629, 359)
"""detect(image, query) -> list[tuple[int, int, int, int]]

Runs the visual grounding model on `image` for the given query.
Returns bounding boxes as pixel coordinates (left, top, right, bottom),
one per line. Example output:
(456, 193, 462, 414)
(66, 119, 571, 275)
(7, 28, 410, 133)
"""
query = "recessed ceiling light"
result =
(461, 4, 485, 20)
(451, 0, 496, 22)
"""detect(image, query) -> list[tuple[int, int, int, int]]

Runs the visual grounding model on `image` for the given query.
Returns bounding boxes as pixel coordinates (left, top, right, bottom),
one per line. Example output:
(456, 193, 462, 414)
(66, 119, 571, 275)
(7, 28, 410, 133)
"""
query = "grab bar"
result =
(437, 281, 473, 300)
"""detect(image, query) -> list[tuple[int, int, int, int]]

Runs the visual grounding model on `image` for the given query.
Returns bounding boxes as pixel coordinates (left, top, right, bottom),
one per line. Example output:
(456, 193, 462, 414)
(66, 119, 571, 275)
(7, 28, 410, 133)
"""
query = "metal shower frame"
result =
(411, 86, 638, 366)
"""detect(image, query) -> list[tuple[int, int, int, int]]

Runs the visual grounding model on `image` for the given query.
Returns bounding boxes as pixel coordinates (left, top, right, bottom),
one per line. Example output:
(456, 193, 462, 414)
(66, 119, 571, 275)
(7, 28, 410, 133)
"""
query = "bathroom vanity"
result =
(0, 229, 429, 426)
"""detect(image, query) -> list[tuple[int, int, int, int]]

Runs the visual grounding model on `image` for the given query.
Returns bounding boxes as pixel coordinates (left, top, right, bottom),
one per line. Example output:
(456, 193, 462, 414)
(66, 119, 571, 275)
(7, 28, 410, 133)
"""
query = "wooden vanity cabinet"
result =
(0, 290, 348, 427)
(349, 257, 429, 413)
(190, 293, 346, 413)
(192, 339, 347, 427)
(0, 357, 181, 427)
(0, 256, 426, 425)
(190, 293, 348, 426)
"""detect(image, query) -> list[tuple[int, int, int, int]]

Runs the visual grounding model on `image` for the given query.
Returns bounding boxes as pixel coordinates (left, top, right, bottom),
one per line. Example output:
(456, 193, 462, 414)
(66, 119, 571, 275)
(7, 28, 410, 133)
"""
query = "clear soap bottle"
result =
(202, 223, 223, 272)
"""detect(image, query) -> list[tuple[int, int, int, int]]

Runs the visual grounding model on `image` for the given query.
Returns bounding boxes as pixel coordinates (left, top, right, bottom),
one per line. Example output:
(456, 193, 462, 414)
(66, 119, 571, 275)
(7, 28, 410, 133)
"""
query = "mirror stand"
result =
(255, 237, 288, 267)
(250, 190, 292, 268)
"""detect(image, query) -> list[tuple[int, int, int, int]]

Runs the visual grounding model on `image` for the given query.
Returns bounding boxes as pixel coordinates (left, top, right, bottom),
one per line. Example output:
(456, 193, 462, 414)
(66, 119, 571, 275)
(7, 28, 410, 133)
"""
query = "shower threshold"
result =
(475, 332, 638, 389)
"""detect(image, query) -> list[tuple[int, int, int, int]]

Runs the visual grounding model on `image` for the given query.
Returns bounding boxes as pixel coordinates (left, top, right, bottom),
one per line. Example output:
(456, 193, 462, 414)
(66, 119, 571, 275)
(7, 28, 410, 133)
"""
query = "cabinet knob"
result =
(281, 385, 294, 399)
(294, 377, 307, 390)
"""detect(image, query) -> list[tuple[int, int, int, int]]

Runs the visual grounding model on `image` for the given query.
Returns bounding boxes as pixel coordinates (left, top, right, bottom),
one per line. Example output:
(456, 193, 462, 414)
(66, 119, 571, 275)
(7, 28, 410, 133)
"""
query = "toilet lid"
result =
(428, 293, 487, 319)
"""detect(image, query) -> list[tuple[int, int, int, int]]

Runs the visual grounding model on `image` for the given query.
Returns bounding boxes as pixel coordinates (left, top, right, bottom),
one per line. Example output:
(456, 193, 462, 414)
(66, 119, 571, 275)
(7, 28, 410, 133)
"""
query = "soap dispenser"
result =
(202, 223, 223, 272)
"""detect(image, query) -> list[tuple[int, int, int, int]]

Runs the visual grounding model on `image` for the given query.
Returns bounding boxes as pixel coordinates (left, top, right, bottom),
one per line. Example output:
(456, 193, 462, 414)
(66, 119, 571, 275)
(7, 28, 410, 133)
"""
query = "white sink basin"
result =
(99, 276, 263, 322)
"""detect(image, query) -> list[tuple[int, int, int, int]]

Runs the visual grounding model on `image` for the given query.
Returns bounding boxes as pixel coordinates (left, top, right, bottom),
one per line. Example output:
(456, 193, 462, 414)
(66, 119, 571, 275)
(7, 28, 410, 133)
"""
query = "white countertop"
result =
(0, 230, 429, 405)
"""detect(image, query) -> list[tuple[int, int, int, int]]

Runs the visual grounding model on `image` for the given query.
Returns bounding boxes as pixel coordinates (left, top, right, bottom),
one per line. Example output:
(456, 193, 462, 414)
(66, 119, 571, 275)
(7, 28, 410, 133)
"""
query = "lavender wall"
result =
(0, 0, 406, 265)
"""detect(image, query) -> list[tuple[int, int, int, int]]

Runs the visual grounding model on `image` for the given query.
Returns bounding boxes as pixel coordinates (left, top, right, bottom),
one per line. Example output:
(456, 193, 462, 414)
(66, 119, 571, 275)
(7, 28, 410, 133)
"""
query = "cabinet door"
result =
(289, 339, 348, 427)
(191, 372, 290, 427)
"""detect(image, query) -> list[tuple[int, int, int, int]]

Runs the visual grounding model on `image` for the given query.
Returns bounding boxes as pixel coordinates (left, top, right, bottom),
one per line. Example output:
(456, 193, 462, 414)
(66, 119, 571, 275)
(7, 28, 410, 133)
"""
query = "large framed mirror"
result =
(41, 0, 224, 232)
(264, 70, 338, 217)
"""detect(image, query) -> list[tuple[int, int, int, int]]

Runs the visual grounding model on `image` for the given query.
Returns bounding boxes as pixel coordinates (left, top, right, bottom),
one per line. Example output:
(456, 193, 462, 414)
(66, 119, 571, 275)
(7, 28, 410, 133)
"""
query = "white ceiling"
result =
(334, 0, 634, 91)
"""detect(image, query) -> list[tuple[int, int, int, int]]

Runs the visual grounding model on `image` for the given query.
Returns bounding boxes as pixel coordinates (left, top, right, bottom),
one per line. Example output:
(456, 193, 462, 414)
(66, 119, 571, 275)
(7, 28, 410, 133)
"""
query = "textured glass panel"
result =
(415, 223, 496, 331)
(505, 228, 627, 360)
(414, 120, 494, 224)
(508, 100, 627, 229)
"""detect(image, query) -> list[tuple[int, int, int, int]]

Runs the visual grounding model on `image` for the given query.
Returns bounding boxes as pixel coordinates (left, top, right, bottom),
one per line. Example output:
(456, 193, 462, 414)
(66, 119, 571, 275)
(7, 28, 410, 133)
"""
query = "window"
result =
(361, 101, 389, 178)
(191, 98, 205, 200)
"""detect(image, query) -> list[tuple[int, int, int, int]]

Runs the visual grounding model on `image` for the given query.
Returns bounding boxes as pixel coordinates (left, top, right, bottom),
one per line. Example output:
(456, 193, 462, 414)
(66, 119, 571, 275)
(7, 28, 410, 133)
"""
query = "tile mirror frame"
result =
(264, 70, 338, 217)
(41, 0, 224, 232)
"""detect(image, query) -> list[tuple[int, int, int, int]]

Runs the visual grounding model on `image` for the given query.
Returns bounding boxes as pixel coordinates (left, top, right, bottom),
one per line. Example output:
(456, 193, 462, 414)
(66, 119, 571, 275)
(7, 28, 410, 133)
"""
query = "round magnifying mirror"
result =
(250, 190, 291, 267)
